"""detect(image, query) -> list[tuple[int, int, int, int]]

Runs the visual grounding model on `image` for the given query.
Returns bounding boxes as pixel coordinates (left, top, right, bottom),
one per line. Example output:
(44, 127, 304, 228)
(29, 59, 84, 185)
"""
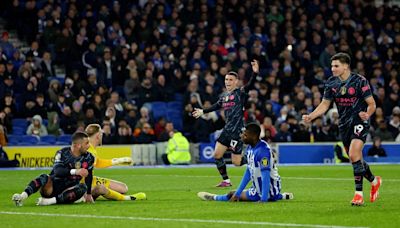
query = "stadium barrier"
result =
(4, 142, 400, 168)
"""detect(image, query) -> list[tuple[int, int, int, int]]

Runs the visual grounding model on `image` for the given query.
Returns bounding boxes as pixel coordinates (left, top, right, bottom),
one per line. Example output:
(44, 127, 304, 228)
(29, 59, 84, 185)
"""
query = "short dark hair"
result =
(71, 131, 89, 143)
(245, 122, 261, 138)
(226, 71, 238, 78)
(331, 52, 351, 66)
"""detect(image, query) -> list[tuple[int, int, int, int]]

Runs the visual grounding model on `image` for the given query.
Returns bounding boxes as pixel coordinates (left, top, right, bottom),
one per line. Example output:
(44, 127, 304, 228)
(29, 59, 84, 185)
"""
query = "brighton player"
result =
(192, 60, 259, 187)
(12, 132, 95, 206)
(302, 52, 381, 206)
(198, 123, 293, 202)
(85, 124, 146, 201)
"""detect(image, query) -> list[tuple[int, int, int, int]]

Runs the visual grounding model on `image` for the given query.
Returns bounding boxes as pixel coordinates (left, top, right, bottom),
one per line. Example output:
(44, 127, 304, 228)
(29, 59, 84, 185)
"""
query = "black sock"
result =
(215, 157, 228, 180)
(362, 160, 375, 182)
(24, 174, 49, 196)
(56, 184, 87, 204)
(240, 155, 248, 166)
(352, 160, 365, 191)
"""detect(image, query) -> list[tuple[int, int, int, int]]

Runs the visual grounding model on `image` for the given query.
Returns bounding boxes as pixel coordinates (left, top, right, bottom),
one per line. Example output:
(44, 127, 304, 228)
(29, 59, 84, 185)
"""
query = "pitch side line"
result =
(0, 211, 369, 228)
(123, 174, 400, 182)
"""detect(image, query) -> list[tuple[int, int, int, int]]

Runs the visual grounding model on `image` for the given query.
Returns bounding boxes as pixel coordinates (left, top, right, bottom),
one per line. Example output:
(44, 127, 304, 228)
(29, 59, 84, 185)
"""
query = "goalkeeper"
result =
(85, 124, 146, 201)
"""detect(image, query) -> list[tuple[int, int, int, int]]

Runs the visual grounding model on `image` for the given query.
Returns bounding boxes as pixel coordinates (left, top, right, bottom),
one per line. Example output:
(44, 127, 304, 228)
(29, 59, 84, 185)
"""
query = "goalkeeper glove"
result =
(112, 157, 134, 166)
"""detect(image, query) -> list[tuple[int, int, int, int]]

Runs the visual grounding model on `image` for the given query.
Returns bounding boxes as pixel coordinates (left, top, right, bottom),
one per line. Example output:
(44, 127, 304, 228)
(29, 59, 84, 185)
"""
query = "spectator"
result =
(367, 137, 387, 157)
(374, 120, 394, 141)
(134, 122, 155, 144)
(102, 123, 117, 145)
(47, 111, 62, 136)
(26, 115, 48, 136)
(274, 122, 292, 142)
(116, 124, 134, 144)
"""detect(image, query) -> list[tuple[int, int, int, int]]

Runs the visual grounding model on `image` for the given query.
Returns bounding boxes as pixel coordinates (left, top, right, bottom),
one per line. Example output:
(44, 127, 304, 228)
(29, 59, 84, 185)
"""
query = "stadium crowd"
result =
(0, 0, 399, 146)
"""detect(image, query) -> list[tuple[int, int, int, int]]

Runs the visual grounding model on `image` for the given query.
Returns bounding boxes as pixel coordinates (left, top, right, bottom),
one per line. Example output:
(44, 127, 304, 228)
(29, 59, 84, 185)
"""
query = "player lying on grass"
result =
(198, 123, 293, 202)
(85, 124, 146, 201)
(12, 132, 95, 206)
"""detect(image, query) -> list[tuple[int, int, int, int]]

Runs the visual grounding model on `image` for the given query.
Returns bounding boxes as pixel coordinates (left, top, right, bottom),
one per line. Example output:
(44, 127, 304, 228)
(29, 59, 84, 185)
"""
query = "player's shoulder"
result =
(351, 72, 368, 82)
(255, 140, 271, 155)
(57, 147, 71, 156)
(325, 75, 338, 84)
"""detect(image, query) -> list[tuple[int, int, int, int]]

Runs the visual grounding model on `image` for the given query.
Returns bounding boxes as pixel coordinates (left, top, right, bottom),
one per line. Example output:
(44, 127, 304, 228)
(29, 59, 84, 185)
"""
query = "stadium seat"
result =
(20, 135, 40, 145)
(12, 118, 28, 128)
(57, 134, 72, 144)
(40, 135, 57, 144)
(7, 135, 20, 144)
(55, 141, 69, 145)
(167, 101, 183, 110)
(151, 102, 168, 121)
(174, 93, 184, 102)
(18, 142, 33, 146)
(12, 127, 25, 135)
(37, 141, 51, 145)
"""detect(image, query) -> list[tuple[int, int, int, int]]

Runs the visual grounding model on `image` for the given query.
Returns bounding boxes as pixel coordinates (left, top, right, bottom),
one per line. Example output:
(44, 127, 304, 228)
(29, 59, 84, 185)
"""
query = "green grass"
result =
(0, 165, 399, 227)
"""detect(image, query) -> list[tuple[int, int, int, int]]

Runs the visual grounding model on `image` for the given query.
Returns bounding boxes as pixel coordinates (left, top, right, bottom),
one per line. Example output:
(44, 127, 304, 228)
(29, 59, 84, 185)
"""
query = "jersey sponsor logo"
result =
(335, 97, 357, 106)
(222, 101, 236, 109)
(261, 157, 269, 167)
(348, 87, 355, 95)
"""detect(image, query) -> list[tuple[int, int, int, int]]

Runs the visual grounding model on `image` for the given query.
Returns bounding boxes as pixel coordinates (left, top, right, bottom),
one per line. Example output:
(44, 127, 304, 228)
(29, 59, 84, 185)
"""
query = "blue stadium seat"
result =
(167, 101, 183, 110)
(174, 93, 184, 102)
(12, 127, 25, 135)
(40, 135, 57, 144)
(18, 142, 33, 146)
(57, 134, 72, 144)
(12, 118, 28, 128)
(20, 135, 40, 145)
(151, 102, 168, 121)
(37, 141, 51, 145)
(7, 135, 20, 144)
(55, 141, 69, 145)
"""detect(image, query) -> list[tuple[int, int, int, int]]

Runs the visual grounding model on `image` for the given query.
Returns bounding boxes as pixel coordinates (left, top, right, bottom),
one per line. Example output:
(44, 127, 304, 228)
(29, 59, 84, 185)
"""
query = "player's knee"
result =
(120, 184, 128, 194)
(214, 152, 223, 159)
(38, 174, 49, 185)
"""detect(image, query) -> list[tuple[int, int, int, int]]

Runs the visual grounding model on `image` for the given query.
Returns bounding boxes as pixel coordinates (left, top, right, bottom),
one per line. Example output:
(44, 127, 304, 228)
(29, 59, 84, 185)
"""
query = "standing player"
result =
(302, 52, 382, 206)
(12, 132, 95, 206)
(192, 60, 259, 187)
(85, 124, 146, 201)
(197, 123, 293, 202)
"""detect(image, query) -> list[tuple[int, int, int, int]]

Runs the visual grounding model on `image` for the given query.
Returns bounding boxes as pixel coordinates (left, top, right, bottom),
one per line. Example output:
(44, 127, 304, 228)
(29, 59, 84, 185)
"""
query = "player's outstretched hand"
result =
(302, 114, 312, 123)
(229, 194, 240, 202)
(85, 194, 94, 204)
(192, 108, 204, 119)
(77, 168, 88, 177)
(359, 111, 370, 121)
(251, 60, 259, 74)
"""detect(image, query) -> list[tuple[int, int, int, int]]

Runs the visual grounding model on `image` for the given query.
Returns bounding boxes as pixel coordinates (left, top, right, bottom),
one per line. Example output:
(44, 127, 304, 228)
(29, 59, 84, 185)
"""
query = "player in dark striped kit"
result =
(192, 60, 259, 187)
(12, 132, 95, 206)
(302, 53, 382, 206)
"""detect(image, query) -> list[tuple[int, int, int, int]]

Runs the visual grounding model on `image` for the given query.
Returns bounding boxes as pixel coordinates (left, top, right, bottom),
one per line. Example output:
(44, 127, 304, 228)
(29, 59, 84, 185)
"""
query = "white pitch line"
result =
(123, 174, 400, 182)
(0, 211, 369, 228)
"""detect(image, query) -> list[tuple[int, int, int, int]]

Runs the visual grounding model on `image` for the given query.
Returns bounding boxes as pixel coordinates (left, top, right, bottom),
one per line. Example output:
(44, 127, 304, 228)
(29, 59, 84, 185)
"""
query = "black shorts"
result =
(50, 178, 78, 197)
(217, 130, 243, 155)
(340, 122, 369, 148)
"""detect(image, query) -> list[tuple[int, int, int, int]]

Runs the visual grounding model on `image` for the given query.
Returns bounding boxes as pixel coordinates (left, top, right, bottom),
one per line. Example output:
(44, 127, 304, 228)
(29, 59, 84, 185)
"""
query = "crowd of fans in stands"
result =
(0, 0, 399, 147)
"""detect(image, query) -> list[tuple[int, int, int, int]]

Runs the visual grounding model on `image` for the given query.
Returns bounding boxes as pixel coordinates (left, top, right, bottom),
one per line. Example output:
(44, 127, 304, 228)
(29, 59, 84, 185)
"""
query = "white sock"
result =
(224, 179, 231, 183)
(355, 191, 363, 196)
(372, 177, 378, 185)
(124, 195, 130, 200)
(21, 192, 28, 200)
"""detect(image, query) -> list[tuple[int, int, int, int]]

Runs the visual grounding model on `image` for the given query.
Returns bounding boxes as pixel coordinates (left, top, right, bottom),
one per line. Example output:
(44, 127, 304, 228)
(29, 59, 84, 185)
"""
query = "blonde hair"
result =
(85, 124, 101, 137)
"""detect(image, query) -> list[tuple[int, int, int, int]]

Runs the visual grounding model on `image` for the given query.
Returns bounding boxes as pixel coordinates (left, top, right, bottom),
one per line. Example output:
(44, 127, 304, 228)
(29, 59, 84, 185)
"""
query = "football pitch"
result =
(0, 165, 399, 228)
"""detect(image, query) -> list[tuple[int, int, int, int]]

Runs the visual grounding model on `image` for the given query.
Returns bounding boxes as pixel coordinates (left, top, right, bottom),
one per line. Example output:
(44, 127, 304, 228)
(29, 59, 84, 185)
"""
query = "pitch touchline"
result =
(0, 211, 369, 228)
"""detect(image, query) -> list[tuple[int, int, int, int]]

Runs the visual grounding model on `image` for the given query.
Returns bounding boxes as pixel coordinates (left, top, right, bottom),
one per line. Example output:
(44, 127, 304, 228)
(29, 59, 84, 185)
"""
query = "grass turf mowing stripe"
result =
(0, 211, 369, 228)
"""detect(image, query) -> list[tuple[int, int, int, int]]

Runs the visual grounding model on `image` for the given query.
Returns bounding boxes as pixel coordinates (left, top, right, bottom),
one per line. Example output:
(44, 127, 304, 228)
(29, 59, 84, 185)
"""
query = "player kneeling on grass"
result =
(85, 124, 146, 201)
(198, 123, 293, 202)
(12, 132, 95, 206)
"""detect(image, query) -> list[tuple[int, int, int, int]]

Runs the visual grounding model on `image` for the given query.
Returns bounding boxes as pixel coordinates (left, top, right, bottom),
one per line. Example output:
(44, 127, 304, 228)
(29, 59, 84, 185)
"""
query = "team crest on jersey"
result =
(341, 86, 347, 95)
(75, 162, 81, 169)
(348, 87, 355, 95)
(261, 157, 269, 167)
